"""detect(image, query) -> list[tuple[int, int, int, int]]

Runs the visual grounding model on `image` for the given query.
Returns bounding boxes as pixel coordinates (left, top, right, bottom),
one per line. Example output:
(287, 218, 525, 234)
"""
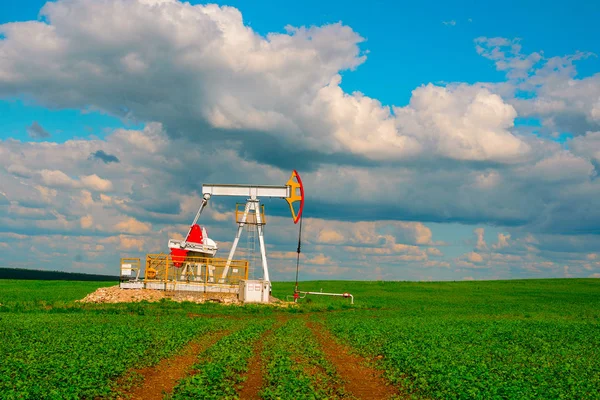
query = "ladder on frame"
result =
(245, 223, 258, 279)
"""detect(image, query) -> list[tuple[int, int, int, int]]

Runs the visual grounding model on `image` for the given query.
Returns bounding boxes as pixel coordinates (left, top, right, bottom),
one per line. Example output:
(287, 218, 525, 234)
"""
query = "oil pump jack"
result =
(166, 170, 304, 295)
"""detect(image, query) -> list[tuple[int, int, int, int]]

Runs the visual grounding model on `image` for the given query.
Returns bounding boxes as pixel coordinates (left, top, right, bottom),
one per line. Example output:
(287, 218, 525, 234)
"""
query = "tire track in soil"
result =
(306, 321, 401, 400)
(237, 316, 289, 400)
(115, 329, 230, 400)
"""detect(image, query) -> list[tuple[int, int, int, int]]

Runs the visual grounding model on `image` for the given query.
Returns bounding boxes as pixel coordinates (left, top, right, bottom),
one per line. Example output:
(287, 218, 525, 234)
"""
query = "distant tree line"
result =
(0, 267, 118, 282)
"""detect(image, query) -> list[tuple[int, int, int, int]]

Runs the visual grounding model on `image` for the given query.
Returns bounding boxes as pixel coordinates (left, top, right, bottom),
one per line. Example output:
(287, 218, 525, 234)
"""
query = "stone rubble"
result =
(77, 285, 241, 305)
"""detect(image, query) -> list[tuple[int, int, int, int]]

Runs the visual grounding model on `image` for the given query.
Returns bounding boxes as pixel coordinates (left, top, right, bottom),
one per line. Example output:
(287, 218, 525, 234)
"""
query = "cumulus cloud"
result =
(427, 247, 443, 256)
(39, 169, 79, 188)
(474, 228, 487, 250)
(492, 233, 511, 249)
(36, 169, 113, 192)
(570, 131, 600, 163)
(317, 229, 345, 244)
(80, 215, 93, 229)
(475, 37, 543, 80)
(1, 0, 592, 234)
(524, 151, 594, 182)
(392, 83, 529, 162)
(0, 0, 530, 166)
(304, 218, 435, 248)
(476, 36, 600, 135)
(1, 1, 600, 279)
(467, 252, 484, 263)
(80, 174, 113, 192)
(114, 217, 152, 235)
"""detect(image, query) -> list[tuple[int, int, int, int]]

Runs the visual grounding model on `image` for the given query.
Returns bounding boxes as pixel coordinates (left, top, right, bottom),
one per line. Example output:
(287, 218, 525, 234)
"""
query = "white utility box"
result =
(239, 279, 270, 303)
(121, 263, 132, 277)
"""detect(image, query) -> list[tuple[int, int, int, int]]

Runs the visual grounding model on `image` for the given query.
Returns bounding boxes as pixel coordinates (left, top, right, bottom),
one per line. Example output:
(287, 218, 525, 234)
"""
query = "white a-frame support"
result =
(198, 183, 289, 288)
(221, 198, 269, 283)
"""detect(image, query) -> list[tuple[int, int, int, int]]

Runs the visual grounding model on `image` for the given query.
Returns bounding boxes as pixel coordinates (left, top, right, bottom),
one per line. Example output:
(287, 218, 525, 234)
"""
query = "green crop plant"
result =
(169, 319, 272, 400)
(0, 312, 232, 399)
(260, 318, 348, 399)
(1, 278, 599, 399)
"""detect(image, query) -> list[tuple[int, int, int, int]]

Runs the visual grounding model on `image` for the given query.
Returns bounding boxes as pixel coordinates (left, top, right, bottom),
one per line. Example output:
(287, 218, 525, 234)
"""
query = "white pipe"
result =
(255, 202, 270, 283)
(297, 291, 354, 305)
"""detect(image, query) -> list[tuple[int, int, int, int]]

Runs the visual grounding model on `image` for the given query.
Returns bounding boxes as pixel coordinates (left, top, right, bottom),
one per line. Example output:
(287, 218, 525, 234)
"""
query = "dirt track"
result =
(117, 329, 229, 400)
(307, 321, 401, 399)
(237, 317, 289, 399)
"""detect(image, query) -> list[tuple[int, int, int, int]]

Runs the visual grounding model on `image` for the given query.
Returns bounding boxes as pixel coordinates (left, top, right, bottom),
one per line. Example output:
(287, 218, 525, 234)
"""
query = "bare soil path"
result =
(306, 321, 401, 400)
(116, 329, 229, 400)
(237, 317, 289, 400)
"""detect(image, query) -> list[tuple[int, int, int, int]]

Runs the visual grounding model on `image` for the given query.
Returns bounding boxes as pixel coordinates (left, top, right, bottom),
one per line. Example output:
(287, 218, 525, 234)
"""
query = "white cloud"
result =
(114, 217, 152, 235)
(80, 215, 94, 229)
(39, 169, 79, 189)
(80, 174, 113, 192)
(467, 252, 484, 263)
(475, 228, 487, 250)
(492, 233, 511, 250)
(0, 0, 530, 165)
(305, 218, 435, 248)
(525, 151, 594, 182)
(317, 229, 345, 244)
(113, 124, 166, 153)
(79, 190, 94, 208)
(427, 247, 443, 256)
(391, 84, 528, 162)
(570, 131, 600, 162)
(422, 260, 450, 268)
(35, 169, 113, 192)
(101, 235, 147, 252)
(1, 2, 600, 280)
(475, 36, 600, 134)
(35, 185, 57, 203)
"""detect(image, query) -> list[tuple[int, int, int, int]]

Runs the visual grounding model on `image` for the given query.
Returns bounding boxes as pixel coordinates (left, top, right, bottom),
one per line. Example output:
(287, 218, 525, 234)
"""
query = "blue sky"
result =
(1, 0, 600, 281)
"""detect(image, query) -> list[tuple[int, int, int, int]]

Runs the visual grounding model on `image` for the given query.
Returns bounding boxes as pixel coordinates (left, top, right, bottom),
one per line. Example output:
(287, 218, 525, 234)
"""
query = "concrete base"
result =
(119, 281, 144, 289)
(122, 281, 240, 294)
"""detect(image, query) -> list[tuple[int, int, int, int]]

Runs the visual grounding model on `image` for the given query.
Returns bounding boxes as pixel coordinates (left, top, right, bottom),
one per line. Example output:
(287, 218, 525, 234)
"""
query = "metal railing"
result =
(120, 258, 141, 281)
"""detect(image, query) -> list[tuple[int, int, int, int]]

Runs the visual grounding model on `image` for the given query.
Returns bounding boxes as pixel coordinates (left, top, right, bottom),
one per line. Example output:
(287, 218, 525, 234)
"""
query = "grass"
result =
(0, 279, 114, 309)
(274, 279, 600, 319)
(0, 278, 599, 399)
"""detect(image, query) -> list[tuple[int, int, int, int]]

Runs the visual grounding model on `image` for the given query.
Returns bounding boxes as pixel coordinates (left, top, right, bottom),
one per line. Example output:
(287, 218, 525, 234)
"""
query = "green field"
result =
(0, 278, 599, 399)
